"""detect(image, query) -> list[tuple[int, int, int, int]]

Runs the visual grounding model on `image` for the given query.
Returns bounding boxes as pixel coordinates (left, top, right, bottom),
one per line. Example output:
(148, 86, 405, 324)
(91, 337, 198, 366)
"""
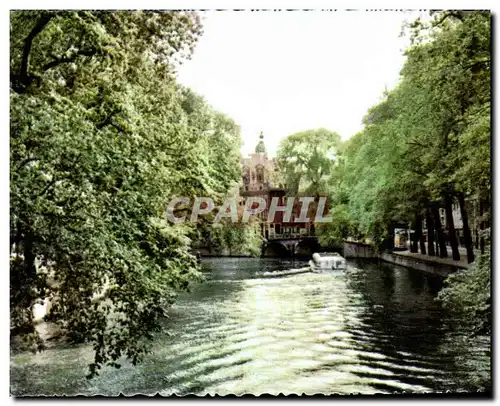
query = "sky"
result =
(177, 10, 424, 157)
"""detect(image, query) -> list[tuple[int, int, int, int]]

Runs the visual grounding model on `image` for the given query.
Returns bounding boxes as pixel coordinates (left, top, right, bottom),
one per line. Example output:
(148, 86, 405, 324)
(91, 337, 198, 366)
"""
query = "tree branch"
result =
(15, 156, 37, 171)
(15, 13, 53, 92)
(408, 167, 430, 178)
(432, 11, 464, 27)
(96, 109, 121, 130)
(43, 47, 98, 71)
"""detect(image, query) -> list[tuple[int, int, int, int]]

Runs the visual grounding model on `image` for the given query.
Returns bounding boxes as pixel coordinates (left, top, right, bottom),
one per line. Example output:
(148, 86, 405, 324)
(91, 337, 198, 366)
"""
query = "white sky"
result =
(177, 10, 424, 157)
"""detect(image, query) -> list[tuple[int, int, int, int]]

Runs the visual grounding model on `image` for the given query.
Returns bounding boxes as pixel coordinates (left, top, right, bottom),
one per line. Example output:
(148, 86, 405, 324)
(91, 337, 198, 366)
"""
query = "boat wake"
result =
(256, 266, 312, 278)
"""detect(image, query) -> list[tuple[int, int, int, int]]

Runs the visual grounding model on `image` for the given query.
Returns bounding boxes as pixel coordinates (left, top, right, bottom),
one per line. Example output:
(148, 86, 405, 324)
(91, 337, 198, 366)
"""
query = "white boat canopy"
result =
(311, 252, 346, 270)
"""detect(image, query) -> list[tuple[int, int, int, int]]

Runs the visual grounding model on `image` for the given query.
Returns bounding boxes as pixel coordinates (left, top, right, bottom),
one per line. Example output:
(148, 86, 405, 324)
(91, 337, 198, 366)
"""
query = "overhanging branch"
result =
(15, 13, 53, 92)
(43, 47, 98, 71)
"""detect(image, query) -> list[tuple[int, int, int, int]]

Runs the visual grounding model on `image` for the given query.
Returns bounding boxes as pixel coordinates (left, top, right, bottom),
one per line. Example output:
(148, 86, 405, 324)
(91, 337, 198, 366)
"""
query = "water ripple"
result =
(10, 258, 490, 396)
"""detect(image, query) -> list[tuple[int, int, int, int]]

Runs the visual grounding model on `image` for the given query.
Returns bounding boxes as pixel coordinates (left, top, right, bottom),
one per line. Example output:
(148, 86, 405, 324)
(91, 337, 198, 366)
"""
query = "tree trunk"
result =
(385, 222, 395, 252)
(207, 234, 213, 254)
(444, 195, 460, 261)
(12, 227, 38, 329)
(24, 232, 37, 286)
(410, 217, 418, 253)
(485, 194, 490, 229)
(425, 207, 436, 256)
(479, 195, 490, 254)
(457, 192, 474, 263)
(415, 213, 426, 255)
(431, 204, 447, 258)
(479, 199, 485, 254)
(435, 219, 440, 257)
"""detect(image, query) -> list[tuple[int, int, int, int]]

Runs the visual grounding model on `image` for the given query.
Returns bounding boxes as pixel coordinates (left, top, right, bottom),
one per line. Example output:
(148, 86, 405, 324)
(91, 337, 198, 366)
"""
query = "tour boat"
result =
(309, 252, 347, 271)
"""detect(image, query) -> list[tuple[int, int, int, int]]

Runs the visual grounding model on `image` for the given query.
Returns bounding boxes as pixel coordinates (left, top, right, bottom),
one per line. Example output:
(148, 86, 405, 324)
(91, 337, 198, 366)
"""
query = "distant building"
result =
(240, 131, 278, 194)
(438, 206, 463, 230)
(239, 132, 314, 239)
(421, 200, 477, 247)
(440, 200, 480, 246)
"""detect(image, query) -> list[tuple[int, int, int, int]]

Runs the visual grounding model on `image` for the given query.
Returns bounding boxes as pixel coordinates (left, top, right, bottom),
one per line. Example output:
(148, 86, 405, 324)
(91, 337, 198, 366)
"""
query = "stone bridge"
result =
(261, 236, 320, 258)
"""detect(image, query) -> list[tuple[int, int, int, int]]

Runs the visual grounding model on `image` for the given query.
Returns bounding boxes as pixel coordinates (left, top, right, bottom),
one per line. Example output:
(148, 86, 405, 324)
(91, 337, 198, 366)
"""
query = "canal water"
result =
(10, 258, 490, 396)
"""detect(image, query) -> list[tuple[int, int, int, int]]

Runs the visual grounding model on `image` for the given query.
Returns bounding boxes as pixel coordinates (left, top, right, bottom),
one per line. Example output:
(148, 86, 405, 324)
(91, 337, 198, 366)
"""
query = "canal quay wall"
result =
(343, 241, 467, 276)
(343, 241, 376, 258)
(196, 242, 467, 276)
(194, 247, 255, 257)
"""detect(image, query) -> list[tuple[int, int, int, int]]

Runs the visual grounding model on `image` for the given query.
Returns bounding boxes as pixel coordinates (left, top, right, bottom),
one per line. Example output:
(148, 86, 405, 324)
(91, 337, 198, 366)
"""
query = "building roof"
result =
(255, 131, 266, 154)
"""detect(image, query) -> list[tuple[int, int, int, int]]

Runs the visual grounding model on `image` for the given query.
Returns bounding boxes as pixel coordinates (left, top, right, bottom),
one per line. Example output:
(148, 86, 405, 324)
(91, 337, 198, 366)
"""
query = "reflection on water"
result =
(10, 258, 491, 396)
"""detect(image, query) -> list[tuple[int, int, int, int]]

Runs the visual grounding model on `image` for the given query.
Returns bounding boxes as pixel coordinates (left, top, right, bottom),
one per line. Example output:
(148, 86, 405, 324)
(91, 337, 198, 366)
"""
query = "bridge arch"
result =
(262, 241, 291, 257)
(295, 239, 320, 257)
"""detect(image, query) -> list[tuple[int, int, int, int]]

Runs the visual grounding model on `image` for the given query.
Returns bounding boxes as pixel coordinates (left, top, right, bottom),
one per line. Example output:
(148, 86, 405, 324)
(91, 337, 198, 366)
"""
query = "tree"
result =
(176, 88, 262, 256)
(323, 11, 490, 258)
(10, 10, 245, 377)
(277, 128, 341, 196)
(438, 229, 491, 335)
(399, 11, 490, 261)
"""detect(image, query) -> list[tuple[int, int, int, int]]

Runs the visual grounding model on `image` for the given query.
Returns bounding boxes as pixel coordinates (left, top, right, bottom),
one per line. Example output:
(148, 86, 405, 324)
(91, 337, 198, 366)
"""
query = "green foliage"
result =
(277, 128, 341, 196)
(209, 221, 263, 256)
(320, 11, 491, 338)
(316, 204, 351, 247)
(321, 11, 490, 246)
(10, 10, 244, 377)
(178, 88, 242, 197)
(438, 231, 491, 334)
(190, 201, 263, 257)
(399, 11, 490, 201)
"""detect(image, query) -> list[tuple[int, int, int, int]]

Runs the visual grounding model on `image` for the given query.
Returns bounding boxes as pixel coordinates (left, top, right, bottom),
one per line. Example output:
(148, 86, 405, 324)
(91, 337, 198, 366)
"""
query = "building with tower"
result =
(240, 132, 281, 191)
(240, 132, 314, 239)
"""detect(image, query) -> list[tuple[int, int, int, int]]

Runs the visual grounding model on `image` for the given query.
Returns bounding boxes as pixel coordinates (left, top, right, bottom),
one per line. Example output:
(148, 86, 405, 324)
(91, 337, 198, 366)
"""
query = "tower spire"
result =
(255, 130, 266, 154)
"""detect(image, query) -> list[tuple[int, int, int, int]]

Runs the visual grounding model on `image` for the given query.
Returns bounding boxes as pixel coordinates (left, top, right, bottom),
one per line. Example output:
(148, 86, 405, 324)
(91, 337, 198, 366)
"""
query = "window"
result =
(256, 165, 264, 183)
